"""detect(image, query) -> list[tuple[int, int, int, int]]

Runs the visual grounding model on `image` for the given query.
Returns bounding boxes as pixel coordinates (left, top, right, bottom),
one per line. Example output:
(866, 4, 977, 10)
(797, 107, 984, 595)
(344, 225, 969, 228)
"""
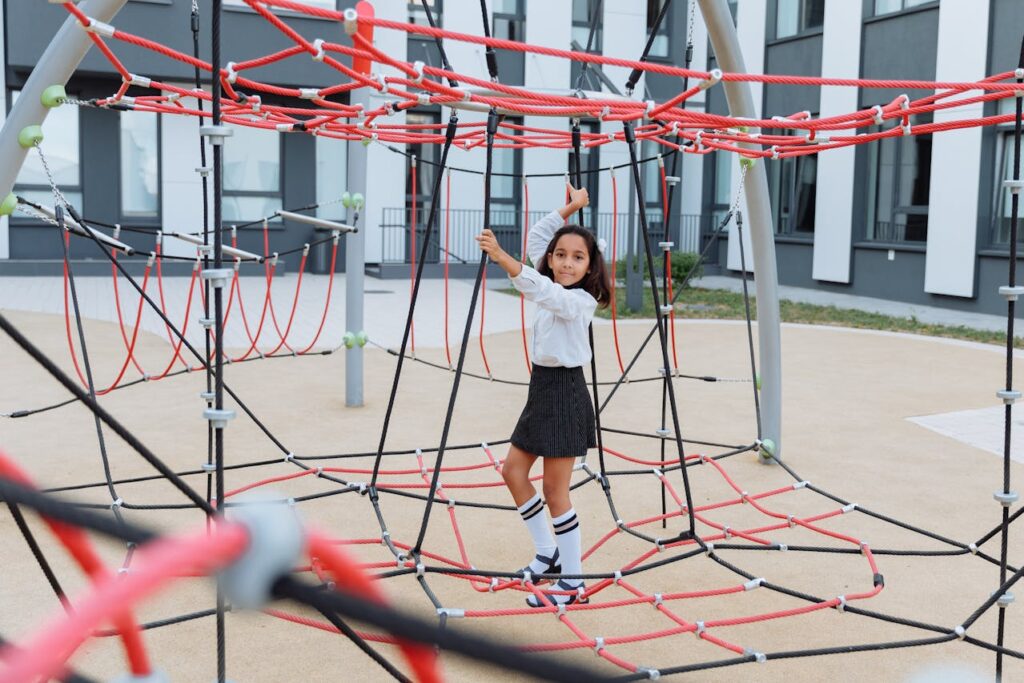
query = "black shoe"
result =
(525, 579, 588, 608)
(517, 549, 561, 582)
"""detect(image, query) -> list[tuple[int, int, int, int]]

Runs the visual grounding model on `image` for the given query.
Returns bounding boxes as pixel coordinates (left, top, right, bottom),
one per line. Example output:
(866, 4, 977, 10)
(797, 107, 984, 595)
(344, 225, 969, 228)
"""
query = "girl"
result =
(476, 183, 611, 607)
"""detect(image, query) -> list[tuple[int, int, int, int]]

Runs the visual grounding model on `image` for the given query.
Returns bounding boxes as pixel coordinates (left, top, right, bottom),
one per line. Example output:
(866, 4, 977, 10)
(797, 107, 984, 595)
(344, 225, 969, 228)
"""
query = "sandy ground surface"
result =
(0, 307, 1022, 682)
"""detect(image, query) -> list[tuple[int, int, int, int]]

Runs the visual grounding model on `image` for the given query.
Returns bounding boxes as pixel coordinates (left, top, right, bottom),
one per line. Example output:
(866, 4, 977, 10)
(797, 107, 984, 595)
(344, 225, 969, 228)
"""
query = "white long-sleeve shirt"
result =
(510, 210, 597, 368)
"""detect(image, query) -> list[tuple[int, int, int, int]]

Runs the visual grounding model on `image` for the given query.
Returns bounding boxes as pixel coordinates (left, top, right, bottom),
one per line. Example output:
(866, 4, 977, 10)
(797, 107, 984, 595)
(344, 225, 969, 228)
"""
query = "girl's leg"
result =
(543, 457, 584, 590)
(503, 446, 558, 574)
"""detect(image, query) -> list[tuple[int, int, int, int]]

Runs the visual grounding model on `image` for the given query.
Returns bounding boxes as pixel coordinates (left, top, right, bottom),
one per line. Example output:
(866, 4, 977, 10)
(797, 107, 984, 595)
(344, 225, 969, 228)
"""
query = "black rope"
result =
(0, 312, 214, 514)
(622, 120, 697, 539)
(384, 142, 677, 178)
(369, 114, 459, 490)
(478, 0, 498, 82)
(572, 0, 604, 94)
(272, 577, 609, 682)
(626, 0, 672, 94)
(419, 0, 458, 88)
(409, 110, 500, 555)
(6, 501, 71, 610)
(992, 33, 1024, 680)
(733, 211, 763, 440)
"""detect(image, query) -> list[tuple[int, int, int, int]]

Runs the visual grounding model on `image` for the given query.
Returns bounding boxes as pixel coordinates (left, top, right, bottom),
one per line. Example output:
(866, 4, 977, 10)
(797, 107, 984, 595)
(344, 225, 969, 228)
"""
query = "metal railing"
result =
(380, 206, 704, 264)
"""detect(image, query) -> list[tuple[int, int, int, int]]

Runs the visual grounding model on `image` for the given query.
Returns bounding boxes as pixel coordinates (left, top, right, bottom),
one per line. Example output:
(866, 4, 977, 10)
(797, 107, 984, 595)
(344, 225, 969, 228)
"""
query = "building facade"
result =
(1, 0, 1021, 317)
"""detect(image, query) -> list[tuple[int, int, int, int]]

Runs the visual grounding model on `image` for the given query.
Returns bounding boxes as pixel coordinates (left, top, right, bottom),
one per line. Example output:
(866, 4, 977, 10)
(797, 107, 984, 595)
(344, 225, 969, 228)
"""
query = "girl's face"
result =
(547, 233, 591, 287)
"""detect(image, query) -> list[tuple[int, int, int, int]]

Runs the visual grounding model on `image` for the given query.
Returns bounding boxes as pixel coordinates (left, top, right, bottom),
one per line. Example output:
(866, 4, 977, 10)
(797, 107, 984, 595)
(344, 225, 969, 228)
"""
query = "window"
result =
(315, 135, 347, 220)
(872, 0, 934, 17)
(774, 0, 824, 40)
(571, 0, 602, 90)
(767, 145, 816, 236)
(646, 0, 671, 59)
(864, 115, 932, 243)
(492, 0, 524, 42)
(991, 132, 1022, 247)
(120, 111, 159, 218)
(222, 124, 282, 222)
(408, 0, 441, 26)
(11, 90, 83, 211)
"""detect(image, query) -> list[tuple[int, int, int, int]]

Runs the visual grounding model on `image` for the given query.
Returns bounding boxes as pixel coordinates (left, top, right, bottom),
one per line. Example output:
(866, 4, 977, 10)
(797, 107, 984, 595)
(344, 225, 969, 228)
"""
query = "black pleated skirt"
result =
(510, 364, 597, 458)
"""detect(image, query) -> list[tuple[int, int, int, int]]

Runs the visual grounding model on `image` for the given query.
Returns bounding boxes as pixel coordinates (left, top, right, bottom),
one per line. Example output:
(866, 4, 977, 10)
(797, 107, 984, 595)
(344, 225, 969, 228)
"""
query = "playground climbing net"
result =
(0, 0, 1022, 681)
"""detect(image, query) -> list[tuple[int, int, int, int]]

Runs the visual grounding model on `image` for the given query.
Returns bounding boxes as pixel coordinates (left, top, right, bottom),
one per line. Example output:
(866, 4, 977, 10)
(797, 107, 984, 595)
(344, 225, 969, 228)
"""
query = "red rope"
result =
(298, 239, 339, 354)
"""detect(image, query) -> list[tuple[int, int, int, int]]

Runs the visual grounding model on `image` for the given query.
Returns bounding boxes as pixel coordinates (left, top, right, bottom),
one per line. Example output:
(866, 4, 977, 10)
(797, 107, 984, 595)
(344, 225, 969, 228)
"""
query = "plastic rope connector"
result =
(704, 542, 715, 555)
(225, 62, 238, 85)
(793, 480, 809, 489)
(954, 625, 966, 639)
(593, 636, 605, 653)
(343, 7, 358, 35)
(613, 570, 622, 585)
(83, 17, 115, 37)
(222, 493, 305, 609)
(994, 490, 1019, 506)
(653, 593, 663, 606)
(871, 105, 884, 125)
(437, 607, 465, 618)
(698, 69, 722, 91)
(744, 578, 764, 591)
(312, 38, 325, 62)
(842, 503, 857, 513)
(637, 666, 661, 680)
(521, 570, 532, 585)
(694, 621, 705, 637)
(299, 88, 319, 100)
(835, 595, 847, 612)
(128, 74, 151, 89)
(997, 389, 1021, 404)
(968, 542, 978, 554)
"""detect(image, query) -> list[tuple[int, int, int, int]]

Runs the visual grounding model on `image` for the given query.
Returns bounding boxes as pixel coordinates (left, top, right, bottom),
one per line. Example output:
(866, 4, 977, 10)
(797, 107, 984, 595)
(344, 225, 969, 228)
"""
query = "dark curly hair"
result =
(535, 224, 612, 309)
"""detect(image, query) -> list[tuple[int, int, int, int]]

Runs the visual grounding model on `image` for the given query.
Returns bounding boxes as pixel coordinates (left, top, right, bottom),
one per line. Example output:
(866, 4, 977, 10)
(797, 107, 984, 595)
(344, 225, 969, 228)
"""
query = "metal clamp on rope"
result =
(871, 105, 885, 125)
(198, 317, 215, 329)
(221, 492, 305, 609)
(200, 391, 215, 402)
(841, 503, 857, 514)
(299, 88, 319, 100)
(437, 607, 465, 618)
(698, 69, 722, 91)
(592, 636, 605, 653)
(658, 241, 674, 251)
(744, 578, 764, 591)
(127, 73, 151, 89)
(199, 125, 233, 146)
(995, 591, 1015, 608)
(343, 7, 359, 34)
(993, 490, 1019, 507)
(637, 667, 661, 680)
(655, 428, 671, 437)
(225, 62, 239, 85)
(997, 389, 1021, 404)
(203, 408, 236, 430)
(201, 268, 233, 289)
(195, 166, 211, 176)
(665, 175, 680, 185)
(835, 595, 847, 612)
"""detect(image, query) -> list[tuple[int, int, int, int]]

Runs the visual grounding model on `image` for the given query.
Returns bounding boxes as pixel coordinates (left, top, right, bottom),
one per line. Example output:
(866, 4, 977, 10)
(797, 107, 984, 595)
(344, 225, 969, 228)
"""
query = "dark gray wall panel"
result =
(860, 7, 939, 107)
(763, 34, 822, 118)
(7, 0, 359, 87)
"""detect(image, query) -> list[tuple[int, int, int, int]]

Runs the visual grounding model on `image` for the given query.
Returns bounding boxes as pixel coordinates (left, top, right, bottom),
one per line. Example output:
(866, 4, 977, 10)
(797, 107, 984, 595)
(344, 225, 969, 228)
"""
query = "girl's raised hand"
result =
(476, 229, 504, 259)
(567, 183, 590, 209)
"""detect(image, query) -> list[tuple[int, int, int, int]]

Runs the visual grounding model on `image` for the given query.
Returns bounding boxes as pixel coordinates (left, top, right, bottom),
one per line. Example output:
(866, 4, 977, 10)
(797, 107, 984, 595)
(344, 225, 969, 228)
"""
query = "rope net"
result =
(0, 1, 1021, 681)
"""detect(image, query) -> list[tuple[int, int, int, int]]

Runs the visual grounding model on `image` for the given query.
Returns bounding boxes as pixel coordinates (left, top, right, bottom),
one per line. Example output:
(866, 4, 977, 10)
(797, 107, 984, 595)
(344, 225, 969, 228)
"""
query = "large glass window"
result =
(120, 111, 159, 218)
(864, 116, 932, 243)
(774, 0, 824, 40)
(12, 90, 83, 211)
(571, 0, 603, 90)
(223, 125, 282, 222)
(408, 0, 441, 25)
(872, 0, 934, 17)
(992, 132, 1022, 247)
(315, 135, 347, 220)
(492, 0, 524, 41)
(768, 147, 816, 236)
(646, 0, 671, 59)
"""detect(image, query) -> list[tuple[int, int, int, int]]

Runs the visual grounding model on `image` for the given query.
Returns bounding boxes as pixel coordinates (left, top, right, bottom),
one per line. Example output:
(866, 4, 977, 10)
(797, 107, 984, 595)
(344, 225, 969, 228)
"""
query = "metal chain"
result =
(34, 145, 73, 211)
(15, 205, 61, 227)
(688, 0, 697, 47)
(731, 163, 749, 215)
(57, 97, 97, 108)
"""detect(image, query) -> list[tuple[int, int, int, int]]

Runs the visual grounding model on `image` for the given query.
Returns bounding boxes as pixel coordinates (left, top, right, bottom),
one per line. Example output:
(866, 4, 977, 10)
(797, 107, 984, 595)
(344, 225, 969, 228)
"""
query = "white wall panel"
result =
(812, 0, 862, 283)
(924, 0, 991, 297)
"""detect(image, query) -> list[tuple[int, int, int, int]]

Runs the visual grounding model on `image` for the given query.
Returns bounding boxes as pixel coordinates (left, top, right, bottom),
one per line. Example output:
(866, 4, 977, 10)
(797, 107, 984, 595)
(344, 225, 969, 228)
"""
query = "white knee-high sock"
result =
(518, 493, 557, 568)
(551, 507, 582, 586)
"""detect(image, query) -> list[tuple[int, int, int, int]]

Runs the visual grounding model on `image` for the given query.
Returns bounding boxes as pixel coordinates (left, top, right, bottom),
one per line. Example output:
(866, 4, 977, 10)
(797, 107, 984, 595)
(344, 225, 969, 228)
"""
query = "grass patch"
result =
(503, 285, 1023, 349)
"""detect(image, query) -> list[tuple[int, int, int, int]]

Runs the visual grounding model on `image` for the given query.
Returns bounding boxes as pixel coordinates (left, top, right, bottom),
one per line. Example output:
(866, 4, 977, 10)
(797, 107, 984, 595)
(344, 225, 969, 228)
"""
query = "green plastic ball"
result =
(352, 193, 365, 210)
(0, 193, 17, 217)
(341, 191, 352, 208)
(758, 438, 777, 461)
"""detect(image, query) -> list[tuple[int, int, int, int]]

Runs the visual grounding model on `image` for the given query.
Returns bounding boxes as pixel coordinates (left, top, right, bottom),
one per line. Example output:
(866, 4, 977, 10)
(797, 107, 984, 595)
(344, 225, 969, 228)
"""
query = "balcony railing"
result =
(380, 207, 704, 264)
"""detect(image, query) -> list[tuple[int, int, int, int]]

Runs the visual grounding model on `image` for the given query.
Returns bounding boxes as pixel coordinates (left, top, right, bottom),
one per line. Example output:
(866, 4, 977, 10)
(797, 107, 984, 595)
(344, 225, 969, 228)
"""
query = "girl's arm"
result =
(525, 184, 590, 266)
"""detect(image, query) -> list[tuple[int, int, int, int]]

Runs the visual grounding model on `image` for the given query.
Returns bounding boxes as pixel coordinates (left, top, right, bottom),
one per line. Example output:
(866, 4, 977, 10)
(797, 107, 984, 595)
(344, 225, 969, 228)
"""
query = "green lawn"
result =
(504, 285, 1024, 349)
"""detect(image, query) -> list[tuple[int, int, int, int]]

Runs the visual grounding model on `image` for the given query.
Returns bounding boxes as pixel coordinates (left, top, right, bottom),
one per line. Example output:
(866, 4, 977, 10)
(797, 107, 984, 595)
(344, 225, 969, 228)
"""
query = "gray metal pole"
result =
(0, 0, 128, 201)
(697, 0, 782, 461)
(345, 90, 369, 408)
